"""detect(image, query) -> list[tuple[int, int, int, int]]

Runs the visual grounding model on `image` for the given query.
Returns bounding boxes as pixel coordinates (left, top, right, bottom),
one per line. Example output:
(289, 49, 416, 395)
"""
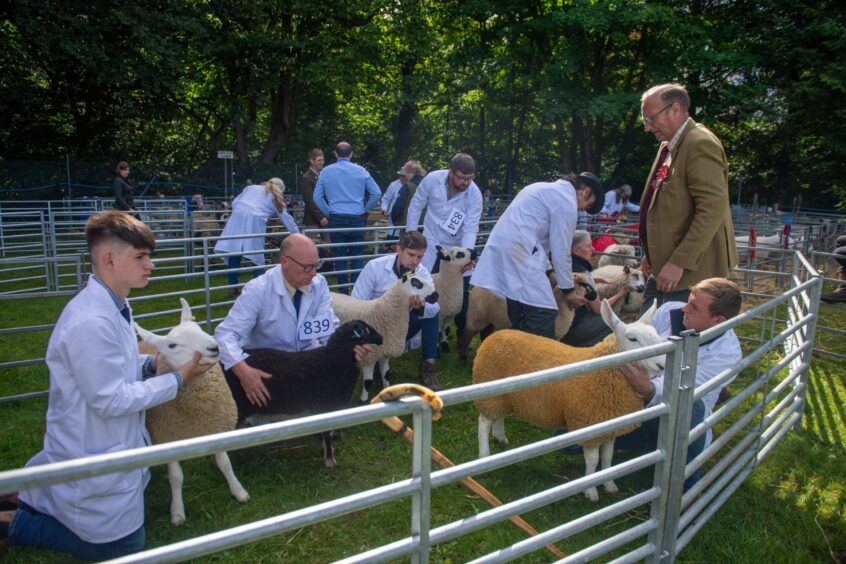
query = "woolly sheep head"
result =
(400, 272, 439, 304)
(436, 245, 477, 266)
(622, 266, 646, 293)
(600, 298, 665, 374)
(334, 319, 384, 347)
(134, 298, 220, 367)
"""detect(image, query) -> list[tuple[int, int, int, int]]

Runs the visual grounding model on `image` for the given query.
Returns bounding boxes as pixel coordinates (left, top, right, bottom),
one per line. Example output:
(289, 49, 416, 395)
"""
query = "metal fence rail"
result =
(0, 250, 823, 562)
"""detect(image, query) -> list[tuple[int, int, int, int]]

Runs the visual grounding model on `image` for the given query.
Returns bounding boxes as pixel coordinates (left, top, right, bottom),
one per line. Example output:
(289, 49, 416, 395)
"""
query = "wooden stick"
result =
(372, 385, 565, 559)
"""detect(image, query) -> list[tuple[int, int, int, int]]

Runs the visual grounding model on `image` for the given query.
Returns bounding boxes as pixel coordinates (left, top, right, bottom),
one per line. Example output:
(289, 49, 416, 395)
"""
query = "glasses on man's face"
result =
(451, 170, 475, 183)
(641, 103, 674, 126)
(284, 255, 323, 273)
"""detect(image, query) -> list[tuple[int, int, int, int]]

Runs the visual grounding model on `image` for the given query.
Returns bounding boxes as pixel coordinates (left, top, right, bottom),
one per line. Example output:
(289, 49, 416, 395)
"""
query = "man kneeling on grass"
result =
(1, 211, 213, 560)
(617, 277, 742, 491)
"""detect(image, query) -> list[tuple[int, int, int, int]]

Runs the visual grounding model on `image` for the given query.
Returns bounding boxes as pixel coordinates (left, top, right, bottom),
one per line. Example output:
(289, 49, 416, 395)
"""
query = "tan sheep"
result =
(136, 299, 249, 525)
(457, 272, 596, 361)
(473, 299, 664, 501)
(594, 265, 646, 318)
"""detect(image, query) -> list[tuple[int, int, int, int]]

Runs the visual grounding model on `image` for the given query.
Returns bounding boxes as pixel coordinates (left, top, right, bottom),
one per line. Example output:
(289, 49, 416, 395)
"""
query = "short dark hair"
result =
(86, 211, 155, 256)
(449, 153, 476, 174)
(399, 230, 427, 251)
(308, 148, 324, 161)
(115, 161, 129, 175)
(642, 83, 691, 113)
(335, 142, 353, 158)
(691, 278, 742, 320)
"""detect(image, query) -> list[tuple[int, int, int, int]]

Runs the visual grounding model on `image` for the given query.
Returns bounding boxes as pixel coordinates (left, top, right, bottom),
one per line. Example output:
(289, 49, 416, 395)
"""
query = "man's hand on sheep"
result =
(177, 352, 216, 384)
(655, 261, 683, 293)
(232, 361, 273, 407)
(564, 291, 588, 310)
(408, 294, 424, 310)
(640, 256, 652, 278)
(353, 344, 373, 362)
(619, 363, 655, 403)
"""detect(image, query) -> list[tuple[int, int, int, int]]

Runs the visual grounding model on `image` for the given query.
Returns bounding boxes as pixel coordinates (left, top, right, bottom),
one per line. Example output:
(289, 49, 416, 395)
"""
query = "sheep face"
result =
(134, 298, 221, 367)
(335, 319, 384, 347)
(624, 267, 646, 293)
(600, 298, 665, 374)
(436, 245, 477, 266)
(402, 272, 439, 304)
(573, 272, 597, 302)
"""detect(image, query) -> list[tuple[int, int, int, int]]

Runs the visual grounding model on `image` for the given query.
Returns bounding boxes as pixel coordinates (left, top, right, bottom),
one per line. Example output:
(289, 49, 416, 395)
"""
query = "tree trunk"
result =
(261, 81, 296, 165)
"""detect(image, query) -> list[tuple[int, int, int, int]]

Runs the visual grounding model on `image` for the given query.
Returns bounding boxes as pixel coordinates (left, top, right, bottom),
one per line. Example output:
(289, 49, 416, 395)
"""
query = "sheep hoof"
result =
(584, 487, 599, 502)
(603, 481, 619, 494)
(171, 513, 186, 526)
(440, 341, 451, 353)
(324, 457, 336, 469)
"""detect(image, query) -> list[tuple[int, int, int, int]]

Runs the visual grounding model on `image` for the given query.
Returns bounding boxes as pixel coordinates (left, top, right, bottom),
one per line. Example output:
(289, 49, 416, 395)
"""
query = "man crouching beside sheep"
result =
(215, 233, 370, 408)
(5, 211, 214, 560)
(351, 231, 442, 390)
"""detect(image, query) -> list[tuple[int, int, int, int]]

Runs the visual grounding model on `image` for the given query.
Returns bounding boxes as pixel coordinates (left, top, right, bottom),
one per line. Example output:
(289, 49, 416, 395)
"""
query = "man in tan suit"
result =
(638, 83, 738, 314)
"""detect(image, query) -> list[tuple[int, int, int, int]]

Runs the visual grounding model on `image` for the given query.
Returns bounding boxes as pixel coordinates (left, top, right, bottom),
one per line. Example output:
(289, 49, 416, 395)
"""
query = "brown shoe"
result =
(420, 361, 441, 391)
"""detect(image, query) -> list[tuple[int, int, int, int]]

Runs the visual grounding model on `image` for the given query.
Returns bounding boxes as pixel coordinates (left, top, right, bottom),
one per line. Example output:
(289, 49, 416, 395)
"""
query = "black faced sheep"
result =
(473, 299, 665, 501)
(224, 320, 383, 468)
(136, 298, 248, 526)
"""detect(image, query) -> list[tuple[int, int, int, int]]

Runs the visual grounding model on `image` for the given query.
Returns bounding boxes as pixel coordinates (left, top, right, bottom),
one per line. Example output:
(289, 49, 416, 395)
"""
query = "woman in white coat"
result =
(471, 172, 605, 338)
(214, 178, 300, 293)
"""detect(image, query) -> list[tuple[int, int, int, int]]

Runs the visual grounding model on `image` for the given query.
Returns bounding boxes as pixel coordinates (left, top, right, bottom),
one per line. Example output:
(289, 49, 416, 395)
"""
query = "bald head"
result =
(335, 142, 353, 158)
(280, 234, 320, 287)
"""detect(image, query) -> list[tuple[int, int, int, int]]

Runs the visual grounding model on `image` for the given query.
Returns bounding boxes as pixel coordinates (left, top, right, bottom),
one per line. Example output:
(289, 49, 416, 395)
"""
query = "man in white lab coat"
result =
(6, 211, 212, 560)
(471, 172, 605, 338)
(216, 233, 341, 408)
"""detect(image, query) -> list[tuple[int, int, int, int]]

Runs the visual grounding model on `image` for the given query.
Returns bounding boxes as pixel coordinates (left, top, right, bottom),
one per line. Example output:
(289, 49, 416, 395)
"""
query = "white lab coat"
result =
(471, 179, 579, 310)
(404, 169, 483, 273)
(381, 179, 403, 235)
(215, 265, 339, 370)
(600, 190, 640, 216)
(18, 278, 179, 543)
(352, 254, 440, 320)
(214, 184, 300, 266)
(647, 302, 741, 446)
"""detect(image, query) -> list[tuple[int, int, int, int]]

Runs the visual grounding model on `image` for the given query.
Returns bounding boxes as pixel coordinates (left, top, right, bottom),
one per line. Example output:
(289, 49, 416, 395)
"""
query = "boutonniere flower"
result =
(651, 155, 673, 191)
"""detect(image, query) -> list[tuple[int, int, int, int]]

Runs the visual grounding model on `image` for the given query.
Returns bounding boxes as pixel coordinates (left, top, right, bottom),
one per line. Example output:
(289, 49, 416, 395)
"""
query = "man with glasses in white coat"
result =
(404, 153, 483, 343)
(471, 172, 605, 338)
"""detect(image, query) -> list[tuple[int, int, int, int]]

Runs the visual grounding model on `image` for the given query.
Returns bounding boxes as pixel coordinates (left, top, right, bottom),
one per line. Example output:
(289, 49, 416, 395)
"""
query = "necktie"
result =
(293, 289, 302, 317)
(638, 144, 670, 243)
(120, 306, 131, 324)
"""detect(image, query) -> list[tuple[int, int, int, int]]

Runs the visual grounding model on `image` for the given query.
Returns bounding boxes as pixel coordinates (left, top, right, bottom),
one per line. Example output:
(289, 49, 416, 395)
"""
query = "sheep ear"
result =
(179, 298, 194, 322)
(134, 322, 165, 347)
(638, 299, 658, 325)
(600, 299, 621, 329)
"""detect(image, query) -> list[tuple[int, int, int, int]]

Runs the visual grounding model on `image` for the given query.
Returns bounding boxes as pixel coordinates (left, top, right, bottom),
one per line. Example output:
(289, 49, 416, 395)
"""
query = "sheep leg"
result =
(599, 439, 618, 494)
(379, 358, 391, 387)
(582, 445, 600, 502)
(439, 318, 451, 352)
(359, 362, 376, 403)
(322, 431, 336, 468)
(478, 413, 494, 458)
(492, 416, 509, 446)
(167, 461, 187, 525)
(457, 328, 474, 361)
(213, 452, 250, 503)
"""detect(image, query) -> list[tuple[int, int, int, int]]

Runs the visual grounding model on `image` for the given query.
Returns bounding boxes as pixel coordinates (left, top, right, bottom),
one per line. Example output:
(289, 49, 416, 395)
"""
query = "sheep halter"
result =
(371, 384, 566, 559)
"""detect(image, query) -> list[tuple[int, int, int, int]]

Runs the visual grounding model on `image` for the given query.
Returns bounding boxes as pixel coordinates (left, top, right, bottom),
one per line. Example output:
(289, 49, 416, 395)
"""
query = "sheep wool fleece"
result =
(473, 330, 642, 446)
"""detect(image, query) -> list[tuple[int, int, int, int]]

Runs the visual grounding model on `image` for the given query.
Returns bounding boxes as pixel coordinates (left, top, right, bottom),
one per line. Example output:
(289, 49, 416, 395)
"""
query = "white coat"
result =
(18, 278, 179, 543)
(381, 179, 403, 234)
(600, 190, 640, 216)
(215, 265, 339, 370)
(647, 302, 741, 446)
(352, 254, 440, 320)
(471, 179, 579, 310)
(404, 169, 483, 273)
(214, 184, 300, 266)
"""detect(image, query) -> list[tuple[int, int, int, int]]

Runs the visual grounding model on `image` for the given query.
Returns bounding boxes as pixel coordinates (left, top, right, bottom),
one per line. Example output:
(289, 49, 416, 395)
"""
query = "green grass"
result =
(1, 271, 845, 562)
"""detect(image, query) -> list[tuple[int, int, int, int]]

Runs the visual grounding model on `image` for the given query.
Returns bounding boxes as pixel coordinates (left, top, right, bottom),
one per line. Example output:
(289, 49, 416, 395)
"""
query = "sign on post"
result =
(217, 150, 234, 159)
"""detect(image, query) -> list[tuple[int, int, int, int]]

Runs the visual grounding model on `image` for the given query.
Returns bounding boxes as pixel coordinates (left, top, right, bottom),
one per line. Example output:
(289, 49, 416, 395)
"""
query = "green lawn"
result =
(0, 271, 844, 562)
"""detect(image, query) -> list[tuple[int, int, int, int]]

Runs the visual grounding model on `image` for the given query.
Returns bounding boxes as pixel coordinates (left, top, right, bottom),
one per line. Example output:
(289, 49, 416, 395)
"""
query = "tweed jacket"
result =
(299, 168, 326, 227)
(642, 119, 738, 289)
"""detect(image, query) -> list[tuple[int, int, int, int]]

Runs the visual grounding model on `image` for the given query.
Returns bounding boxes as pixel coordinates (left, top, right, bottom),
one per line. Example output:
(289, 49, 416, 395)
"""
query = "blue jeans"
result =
(407, 312, 440, 361)
(329, 214, 367, 292)
(9, 501, 146, 560)
(227, 255, 263, 286)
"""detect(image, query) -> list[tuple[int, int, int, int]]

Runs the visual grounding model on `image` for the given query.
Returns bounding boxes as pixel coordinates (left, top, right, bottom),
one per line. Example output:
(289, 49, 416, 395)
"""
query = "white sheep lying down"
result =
(473, 299, 665, 501)
(136, 298, 249, 525)
(331, 272, 439, 402)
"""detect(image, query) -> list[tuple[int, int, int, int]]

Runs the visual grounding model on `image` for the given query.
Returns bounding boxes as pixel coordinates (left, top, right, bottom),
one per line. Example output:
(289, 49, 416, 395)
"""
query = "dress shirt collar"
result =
(283, 277, 311, 300)
(667, 117, 693, 153)
(90, 274, 129, 314)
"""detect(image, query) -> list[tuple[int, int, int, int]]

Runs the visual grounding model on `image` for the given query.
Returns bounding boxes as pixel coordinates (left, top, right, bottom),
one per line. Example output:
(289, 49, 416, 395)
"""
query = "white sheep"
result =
(135, 298, 249, 525)
(431, 246, 475, 353)
(331, 273, 439, 402)
(457, 272, 597, 361)
(596, 244, 639, 269)
(593, 265, 646, 318)
(473, 299, 665, 501)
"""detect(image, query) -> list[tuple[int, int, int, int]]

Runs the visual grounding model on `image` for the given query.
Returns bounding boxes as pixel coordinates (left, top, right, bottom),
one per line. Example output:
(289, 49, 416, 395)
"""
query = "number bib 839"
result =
(442, 209, 466, 236)
(298, 314, 333, 341)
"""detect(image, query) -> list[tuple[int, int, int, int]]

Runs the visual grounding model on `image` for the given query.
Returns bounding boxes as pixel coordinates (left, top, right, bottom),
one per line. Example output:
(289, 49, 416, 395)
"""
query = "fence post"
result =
(654, 330, 700, 562)
(410, 404, 433, 564)
(202, 239, 213, 333)
(793, 266, 822, 433)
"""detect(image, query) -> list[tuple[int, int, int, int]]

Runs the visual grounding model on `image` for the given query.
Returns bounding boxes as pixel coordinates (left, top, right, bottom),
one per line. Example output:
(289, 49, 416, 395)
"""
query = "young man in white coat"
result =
(471, 172, 605, 338)
(5, 211, 212, 560)
(404, 153, 482, 343)
(216, 233, 362, 409)
(352, 231, 441, 389)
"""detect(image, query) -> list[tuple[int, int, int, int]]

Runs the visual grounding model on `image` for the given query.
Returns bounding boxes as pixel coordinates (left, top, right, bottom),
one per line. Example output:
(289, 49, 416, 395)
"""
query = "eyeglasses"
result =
(641, 103, 674, 126)
(284, 255, 323, 273)
(450, 170, 475, 183)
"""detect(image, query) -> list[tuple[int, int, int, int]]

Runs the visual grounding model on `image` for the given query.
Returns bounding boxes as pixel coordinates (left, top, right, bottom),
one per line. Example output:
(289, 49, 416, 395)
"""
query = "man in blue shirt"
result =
(313, 141, 382, 292)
